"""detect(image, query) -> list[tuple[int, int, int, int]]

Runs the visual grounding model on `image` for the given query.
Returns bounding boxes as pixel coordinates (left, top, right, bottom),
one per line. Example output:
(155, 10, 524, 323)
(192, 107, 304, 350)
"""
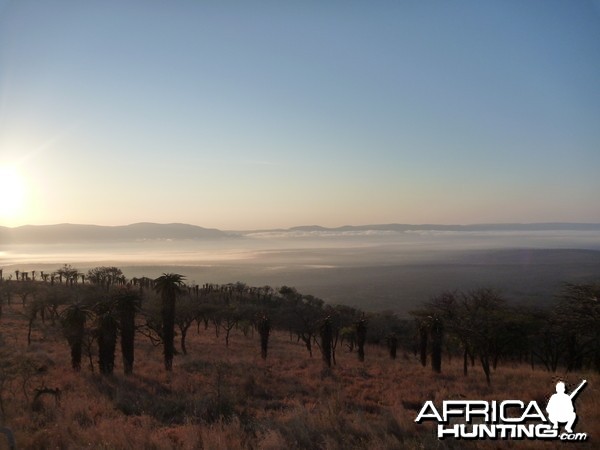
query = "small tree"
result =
(175, 293, 200, 355)
(279, 290, 323, 358)
(218, 305, 239, 348)
(423, 289, 509, 384)
(88, 266, 125, 290)
(56, 264, 80, 286)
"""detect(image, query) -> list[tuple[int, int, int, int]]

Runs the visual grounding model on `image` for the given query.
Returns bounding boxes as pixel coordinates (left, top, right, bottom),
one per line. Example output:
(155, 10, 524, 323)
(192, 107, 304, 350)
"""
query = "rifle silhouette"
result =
(569, 379, 587, 400)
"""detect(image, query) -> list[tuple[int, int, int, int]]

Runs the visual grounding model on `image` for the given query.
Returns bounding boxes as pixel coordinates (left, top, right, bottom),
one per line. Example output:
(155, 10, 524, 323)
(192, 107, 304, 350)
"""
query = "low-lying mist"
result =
(2, 230, 600, 314)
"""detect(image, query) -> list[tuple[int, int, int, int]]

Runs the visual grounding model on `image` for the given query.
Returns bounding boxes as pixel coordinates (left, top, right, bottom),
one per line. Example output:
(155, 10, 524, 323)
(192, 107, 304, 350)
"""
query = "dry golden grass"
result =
(0, 304, 597, 449)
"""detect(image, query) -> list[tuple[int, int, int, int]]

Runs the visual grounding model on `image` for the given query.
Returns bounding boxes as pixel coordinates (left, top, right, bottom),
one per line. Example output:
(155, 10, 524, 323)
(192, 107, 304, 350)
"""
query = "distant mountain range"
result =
(0, 222, 228, 244)
(1, 222, 600, 244)
(285, 223, 600, 232)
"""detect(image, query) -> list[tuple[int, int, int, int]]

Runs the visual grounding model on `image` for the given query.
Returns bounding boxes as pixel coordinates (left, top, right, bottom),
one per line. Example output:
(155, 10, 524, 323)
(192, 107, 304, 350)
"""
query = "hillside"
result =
(278, 222, 600, 233)
(0, 277, 598, 449)
(2, 222, 600, 245)
(1, 300, 598, 449)
(0, 223, 229, 244)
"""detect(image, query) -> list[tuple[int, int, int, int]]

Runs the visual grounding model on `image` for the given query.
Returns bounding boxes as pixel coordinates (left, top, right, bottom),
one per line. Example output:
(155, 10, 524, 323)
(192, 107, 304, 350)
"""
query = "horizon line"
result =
(2, 220, 600, 232)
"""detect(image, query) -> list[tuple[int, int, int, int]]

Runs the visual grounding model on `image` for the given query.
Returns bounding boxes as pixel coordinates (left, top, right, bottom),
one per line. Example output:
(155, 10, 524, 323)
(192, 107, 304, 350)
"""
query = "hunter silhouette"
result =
(546, 380, 586, 433)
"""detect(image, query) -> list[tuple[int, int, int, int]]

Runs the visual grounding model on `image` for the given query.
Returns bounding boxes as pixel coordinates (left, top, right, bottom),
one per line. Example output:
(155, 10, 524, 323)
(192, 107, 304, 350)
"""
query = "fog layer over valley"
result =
(2, 224, 600, 314)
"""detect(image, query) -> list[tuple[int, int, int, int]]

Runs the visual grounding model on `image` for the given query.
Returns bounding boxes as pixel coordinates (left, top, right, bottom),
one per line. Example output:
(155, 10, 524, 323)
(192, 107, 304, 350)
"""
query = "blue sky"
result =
(0, 0, 599, 228)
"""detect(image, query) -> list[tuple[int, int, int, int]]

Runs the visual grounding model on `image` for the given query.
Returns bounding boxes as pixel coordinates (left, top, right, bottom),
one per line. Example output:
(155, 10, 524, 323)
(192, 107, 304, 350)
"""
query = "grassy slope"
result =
(0, 304, 598, 450)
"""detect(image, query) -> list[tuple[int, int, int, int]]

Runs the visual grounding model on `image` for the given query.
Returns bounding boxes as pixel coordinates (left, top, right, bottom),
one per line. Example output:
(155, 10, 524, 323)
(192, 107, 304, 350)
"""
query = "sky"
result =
(0, 0, 599, 230)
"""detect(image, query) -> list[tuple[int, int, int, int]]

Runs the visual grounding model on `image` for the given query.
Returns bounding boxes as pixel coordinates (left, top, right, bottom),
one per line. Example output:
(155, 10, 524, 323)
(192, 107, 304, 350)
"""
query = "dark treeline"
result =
(0, 265, 598, 384)
(412, 285, 600, 384)
(0, 266, 411, 374)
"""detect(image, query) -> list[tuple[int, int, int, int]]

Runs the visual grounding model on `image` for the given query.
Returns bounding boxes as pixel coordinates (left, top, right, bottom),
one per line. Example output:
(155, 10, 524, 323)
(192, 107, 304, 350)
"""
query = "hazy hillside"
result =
(287, 223, 600, 233)
(3, 222, 600, 245)
(0, 222, 229, 244)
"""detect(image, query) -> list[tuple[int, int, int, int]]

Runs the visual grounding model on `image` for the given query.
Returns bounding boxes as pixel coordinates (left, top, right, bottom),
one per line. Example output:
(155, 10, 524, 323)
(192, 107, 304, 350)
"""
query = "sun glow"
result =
(0, 166, 27, 224)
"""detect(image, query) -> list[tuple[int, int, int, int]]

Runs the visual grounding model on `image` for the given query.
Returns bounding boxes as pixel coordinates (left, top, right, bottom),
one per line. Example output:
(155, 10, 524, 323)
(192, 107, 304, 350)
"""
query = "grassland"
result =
(0, 301, 597, 449)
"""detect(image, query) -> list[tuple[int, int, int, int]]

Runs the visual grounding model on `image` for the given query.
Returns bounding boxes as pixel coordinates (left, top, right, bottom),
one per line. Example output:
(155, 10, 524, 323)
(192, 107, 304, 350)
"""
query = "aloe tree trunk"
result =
(154, 274, 185, 371)
(258, 315, 270, 360)
(320, 317, 332, 368)
(387, 334, 398, 360)
(117, 291, 140, 375)
(61, 304, 89, 371)
(98, 313, 118, 375)
(431, 318, 443, 373)
(356, 318, 367, 362)
(419, 324, 428, 367)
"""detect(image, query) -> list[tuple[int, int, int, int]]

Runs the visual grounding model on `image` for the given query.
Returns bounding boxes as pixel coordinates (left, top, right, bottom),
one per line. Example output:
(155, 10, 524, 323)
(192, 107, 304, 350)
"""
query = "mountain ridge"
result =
(2, 222, 600, 244)
(0, 222, 228, 244)
(286, 222, 600, 232)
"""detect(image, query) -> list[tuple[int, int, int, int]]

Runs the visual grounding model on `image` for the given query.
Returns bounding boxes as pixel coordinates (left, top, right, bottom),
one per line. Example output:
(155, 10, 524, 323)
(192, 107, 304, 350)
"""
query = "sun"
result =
(0, 166, 27, 223)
